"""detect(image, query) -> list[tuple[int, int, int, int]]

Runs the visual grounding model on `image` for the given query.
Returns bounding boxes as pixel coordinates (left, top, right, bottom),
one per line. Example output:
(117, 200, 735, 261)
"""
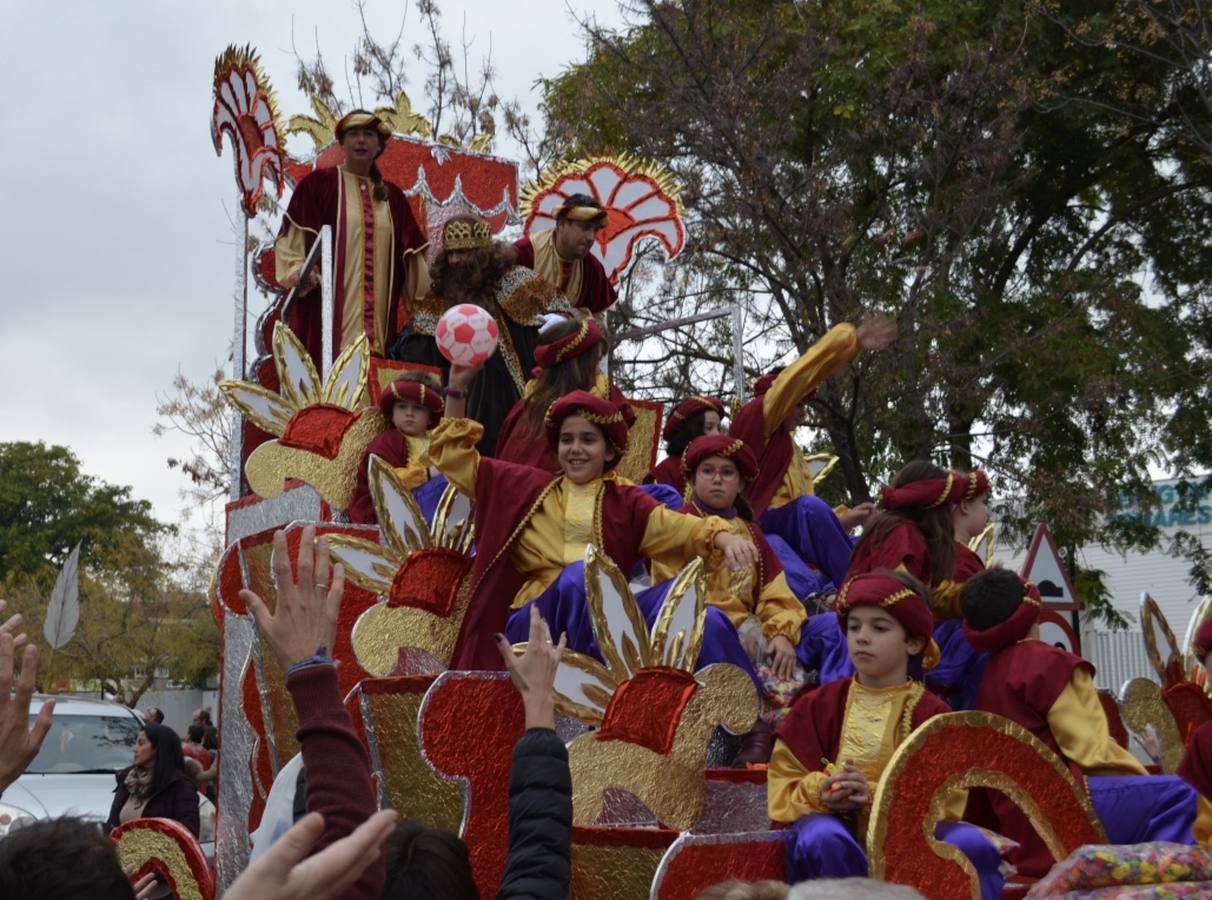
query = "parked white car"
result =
(0, 696, 215, 858)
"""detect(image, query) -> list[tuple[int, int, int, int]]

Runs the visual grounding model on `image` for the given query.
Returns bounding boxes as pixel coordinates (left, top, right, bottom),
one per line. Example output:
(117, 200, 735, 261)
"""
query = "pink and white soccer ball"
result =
(434, 304, 499, 367)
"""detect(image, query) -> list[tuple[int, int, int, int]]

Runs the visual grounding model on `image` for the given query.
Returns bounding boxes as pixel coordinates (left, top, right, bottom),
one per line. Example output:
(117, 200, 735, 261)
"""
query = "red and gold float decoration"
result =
(211, 45, 285, 217)
(111, 818, 215, 900)
(521, 154, 686, 285)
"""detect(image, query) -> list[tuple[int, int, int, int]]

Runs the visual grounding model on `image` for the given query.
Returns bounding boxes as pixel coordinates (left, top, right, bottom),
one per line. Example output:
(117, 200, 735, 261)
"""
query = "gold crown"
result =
(443, 218, 492, 251)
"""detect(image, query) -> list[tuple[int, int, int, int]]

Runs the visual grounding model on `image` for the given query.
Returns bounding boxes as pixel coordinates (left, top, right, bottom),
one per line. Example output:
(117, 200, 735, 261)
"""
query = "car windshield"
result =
(23, 714, 141, 774)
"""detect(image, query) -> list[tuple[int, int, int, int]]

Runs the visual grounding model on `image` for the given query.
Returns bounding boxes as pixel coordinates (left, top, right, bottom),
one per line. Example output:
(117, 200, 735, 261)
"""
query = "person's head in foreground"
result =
(553, 193, 608, 260)
(0, 816, 135, 899)
(836, 570, 937, 687)
(544, 390, 629, 484)
(959, 567, 1043, 650)
(378, 374, 444, 437)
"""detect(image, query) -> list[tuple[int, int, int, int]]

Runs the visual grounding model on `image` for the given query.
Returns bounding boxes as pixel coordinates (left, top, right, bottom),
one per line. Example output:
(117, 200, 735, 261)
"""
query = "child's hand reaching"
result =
(821, 761, 870, 812)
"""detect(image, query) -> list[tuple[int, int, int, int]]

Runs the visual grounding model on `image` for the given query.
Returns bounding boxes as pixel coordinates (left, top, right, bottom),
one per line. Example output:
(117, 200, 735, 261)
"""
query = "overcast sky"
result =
(0, 1, 621, 532)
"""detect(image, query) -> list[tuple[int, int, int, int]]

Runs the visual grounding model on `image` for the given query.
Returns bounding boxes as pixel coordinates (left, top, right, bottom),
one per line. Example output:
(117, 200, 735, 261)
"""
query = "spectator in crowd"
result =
(105, 723, 199, 837)
(142, 707, 164, 726)
(181, 724, 212, 796)
(192, 707, 218, 748)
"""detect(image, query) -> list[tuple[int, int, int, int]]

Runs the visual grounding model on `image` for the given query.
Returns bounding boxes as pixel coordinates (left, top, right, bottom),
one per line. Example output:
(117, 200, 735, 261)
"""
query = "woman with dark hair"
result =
(645, 395, 726, 495)
(105, 723, 200, 837)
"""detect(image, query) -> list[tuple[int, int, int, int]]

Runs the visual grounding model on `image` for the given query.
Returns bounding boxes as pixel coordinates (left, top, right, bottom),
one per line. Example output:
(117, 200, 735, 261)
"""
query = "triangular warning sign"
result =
(1020, 523, 1079, 610)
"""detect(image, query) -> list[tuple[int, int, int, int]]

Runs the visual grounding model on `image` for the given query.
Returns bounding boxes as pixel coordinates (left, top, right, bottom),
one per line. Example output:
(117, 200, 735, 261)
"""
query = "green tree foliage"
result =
(0, 442, 218, 699)
(536, 0, 1212, 623)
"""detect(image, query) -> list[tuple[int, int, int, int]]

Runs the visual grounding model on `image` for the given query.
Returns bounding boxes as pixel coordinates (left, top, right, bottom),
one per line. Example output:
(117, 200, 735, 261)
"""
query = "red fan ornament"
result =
(211, 45, 285, 217)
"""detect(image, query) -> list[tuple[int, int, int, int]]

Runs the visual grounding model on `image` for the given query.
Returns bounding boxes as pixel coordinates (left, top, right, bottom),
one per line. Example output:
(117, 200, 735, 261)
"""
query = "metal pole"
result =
(228, 213, 249, 502)
(320, 224, 334, 380)
(731, 301, 746, 404)
(613, 306, 734, 342)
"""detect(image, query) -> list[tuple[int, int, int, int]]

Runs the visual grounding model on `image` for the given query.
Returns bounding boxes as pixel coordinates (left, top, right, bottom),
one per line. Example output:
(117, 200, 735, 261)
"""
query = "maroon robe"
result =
(972, 640, 1091, 876)
(845, 519, 932, 585)
(953, 541, 985, 583)
(730, 395, 793, 517)
(775, 677, 949, 777)
(280, 167, 426, 366)
(453, 460, 662, 670)
(349, 430, 411, 525)
(644, 455, 687, 494)
(513, 236, 617, 314)
(1180, 719, 1212, 800)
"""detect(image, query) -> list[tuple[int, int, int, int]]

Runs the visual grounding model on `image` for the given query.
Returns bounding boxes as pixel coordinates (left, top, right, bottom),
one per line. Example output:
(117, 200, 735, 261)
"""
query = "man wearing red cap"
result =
(961, 568, 1196, 878)
(513, 194, 616, 315)
(768, 571, 1003, 892)
(348, 373, 445, 525)
(275, 110, 428, 367)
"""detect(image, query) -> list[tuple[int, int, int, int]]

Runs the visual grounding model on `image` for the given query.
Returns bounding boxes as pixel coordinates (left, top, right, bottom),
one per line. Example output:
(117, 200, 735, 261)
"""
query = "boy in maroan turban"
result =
(397, 215, 575, 455)
(729, 316, 895, 598)
(1179, 617, 1212, 849)
(961, 568, 1197, 877)
(275, 110, 428, 367)
(768, 571, 1003, 895)
(348, 373, 446, 526)
(432, 374, 760, 672)
(513, 194, 616, 315)
(650, 435, 806, 764)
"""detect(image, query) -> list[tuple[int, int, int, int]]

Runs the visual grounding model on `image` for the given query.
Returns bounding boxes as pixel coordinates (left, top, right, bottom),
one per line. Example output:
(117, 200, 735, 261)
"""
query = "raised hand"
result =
(240, 526, 345, 670)
(495, 604, 566, 730)
(0, 634, 54, 793)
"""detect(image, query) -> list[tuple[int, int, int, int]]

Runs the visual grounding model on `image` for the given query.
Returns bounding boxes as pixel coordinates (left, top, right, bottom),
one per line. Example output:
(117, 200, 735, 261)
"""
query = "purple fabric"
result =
(639, 482, 683, 510)
(1089, 774, 1197, 845)
(413, 473, 448, 529)
(504, 561, 759, 687)
(796, 613, 855, 685)
(765, 533, 831, 601)
(787, 814, 1003, 898)
(926, 618, 987, 710)
(759, 495, 853, 590)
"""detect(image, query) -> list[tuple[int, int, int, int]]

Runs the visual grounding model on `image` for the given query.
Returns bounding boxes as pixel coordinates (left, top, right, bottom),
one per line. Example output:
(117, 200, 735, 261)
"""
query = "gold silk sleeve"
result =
(274, 218, 311, 286)
(761, 324, 859, 438)
(929, 579, 964, 621)
(426, 418, 484, 499)
(393, 463, 430, 491)
(768, 738, 831, 821)
(1195, 794, 1212, 851)
(405, 250, 430, 305)
(1047, 669, 1148, 776)
(757, 571, 807, 643)
(638, 507, 730, 564)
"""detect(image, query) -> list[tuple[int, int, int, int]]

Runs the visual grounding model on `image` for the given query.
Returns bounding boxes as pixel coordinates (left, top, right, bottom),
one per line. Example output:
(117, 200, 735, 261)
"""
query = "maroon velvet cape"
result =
(513, 236, 617, 314)
(679, 499, 785, 609)
(349, 430, 410, 525)
(452, 460, 662, 670)
(845, 519, 932, 585)
(1180, 718, 1212, 801)
(953, 541, 985, 583)
(280, 167, 426, 366)
(730, 395, 792, 517)
(775, 677, 949, 777)
(644, 454, 687, 493)
(495, 383, 631, 474)
(972, 639, 1091, 876)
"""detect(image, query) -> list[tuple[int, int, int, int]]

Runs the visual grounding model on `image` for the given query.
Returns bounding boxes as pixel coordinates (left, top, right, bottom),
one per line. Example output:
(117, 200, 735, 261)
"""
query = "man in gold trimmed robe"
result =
(513, 194, 617, 315)
(396, 215, 575, 455)
(275, 110, 428, 367)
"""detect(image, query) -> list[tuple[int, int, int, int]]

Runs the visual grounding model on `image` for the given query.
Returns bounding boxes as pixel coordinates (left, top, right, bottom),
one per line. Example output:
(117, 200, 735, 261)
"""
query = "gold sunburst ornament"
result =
(219, 322, 380, 509)
(516, 546, 757, 830)
(326, 460, 475, 675)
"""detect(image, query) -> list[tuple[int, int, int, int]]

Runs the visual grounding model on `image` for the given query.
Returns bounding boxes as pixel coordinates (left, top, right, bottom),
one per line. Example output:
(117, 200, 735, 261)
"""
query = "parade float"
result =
(109, 45, 1212, 899)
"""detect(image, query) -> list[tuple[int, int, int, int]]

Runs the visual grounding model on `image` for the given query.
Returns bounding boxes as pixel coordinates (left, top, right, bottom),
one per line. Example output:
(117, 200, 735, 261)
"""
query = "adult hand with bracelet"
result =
(240, 524, 344, 673)
(443, 358, 486, 419)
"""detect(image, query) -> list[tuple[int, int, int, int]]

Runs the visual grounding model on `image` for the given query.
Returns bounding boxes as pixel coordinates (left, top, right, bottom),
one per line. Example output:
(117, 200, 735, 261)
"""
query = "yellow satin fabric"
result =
(392, 433, 432, 491)
(428, 417, 730, 609)
(274, 168, 428, 355)
(1194, 794, 1212, 850)
(528, 228, 584, 310)
(651, 517, 805, 642)
(1048, 666, 1147, 775)
(768, 678, 965, 830)
(762, 324, 859, 509)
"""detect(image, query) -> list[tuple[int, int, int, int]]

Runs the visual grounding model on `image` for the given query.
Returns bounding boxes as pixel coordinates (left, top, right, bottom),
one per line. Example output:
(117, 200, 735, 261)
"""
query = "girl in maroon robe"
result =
(1179, 616, 1212, 849)
(644, 395, 726, 495)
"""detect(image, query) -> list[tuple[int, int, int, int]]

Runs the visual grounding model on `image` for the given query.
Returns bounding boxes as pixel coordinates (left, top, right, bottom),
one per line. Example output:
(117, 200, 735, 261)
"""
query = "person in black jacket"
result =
(105, 722, 200, 836)
(378, 604, 573, 900)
